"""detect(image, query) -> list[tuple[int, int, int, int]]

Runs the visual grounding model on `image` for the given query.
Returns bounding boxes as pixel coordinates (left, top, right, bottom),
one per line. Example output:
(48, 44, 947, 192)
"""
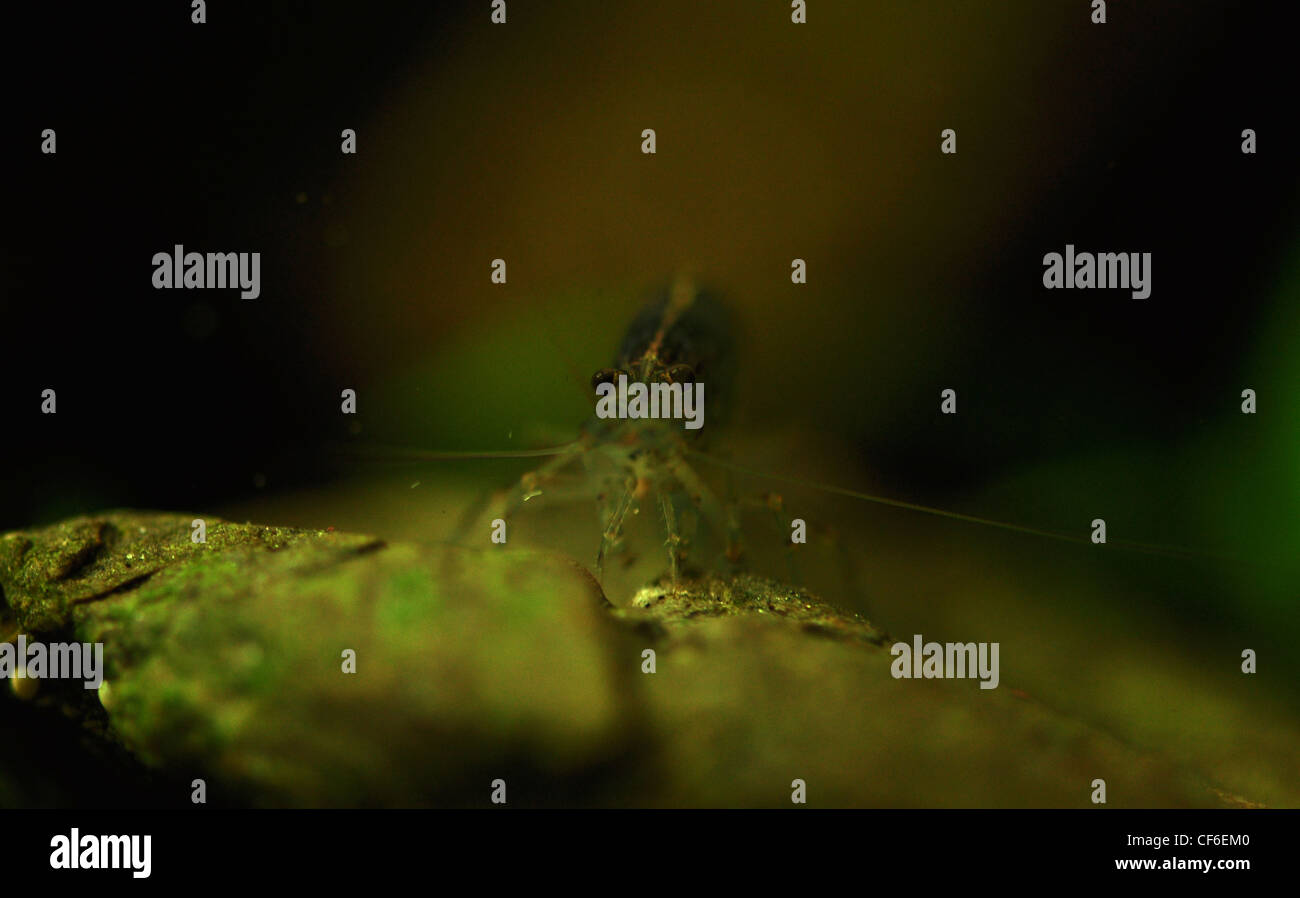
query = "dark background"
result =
(3, 1, 1295, 526)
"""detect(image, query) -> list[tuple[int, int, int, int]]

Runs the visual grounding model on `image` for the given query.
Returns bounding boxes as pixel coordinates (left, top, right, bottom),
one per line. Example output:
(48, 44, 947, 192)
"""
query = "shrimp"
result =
(467, 274, 742, 583)
(341, 275, 1223, 602)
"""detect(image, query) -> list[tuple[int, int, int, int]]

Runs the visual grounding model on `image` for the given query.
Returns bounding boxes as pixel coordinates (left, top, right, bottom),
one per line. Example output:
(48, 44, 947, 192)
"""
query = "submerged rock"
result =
(0, 512, 1231, 807)
(1, 512, 637, 806)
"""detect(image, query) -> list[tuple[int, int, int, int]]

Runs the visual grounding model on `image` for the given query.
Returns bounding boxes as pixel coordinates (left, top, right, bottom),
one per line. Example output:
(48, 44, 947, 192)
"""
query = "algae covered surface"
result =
(0, 511, 1273, 807)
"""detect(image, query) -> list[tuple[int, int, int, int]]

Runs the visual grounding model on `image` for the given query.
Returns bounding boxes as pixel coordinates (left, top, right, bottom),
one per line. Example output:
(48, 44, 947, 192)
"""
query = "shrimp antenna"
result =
(687, 449, 1235, 564)
(327, 440, 582, 464)
(538, 323, 599, 402)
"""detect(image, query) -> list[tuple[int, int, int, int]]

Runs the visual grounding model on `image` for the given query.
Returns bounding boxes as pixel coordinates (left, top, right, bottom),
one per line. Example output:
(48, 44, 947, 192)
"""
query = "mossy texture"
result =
(0, 511, 1241, 807)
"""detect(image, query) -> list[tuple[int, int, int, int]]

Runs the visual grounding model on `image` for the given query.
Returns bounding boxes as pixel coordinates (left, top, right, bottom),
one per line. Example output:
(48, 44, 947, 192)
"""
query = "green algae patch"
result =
(0, 512, 373, 635)
(1, 512, 638, 807)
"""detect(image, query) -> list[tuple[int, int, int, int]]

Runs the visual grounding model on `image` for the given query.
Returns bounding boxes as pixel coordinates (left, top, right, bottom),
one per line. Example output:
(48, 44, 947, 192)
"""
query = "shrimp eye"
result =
(667, 364, 695, 384)
(591, 368, 620, 391)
